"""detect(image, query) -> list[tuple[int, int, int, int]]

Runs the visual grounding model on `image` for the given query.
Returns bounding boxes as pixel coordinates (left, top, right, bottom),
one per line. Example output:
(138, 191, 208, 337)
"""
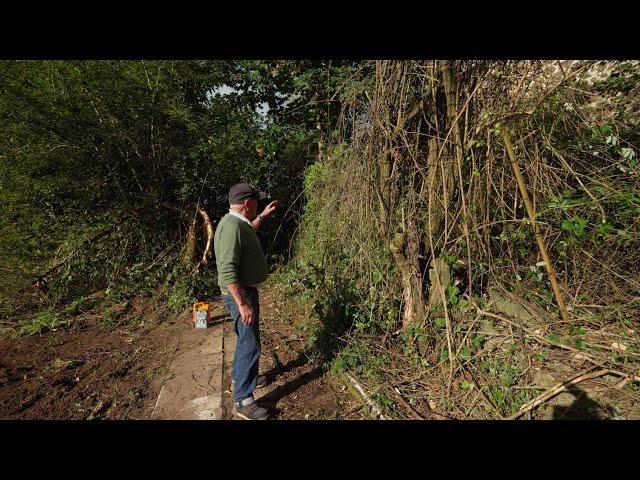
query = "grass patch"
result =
(19, 307, 68, 336)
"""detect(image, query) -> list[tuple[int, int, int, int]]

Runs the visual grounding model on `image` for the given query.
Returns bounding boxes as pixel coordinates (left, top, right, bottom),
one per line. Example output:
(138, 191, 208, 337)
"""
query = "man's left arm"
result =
(252, 200, 279, 230)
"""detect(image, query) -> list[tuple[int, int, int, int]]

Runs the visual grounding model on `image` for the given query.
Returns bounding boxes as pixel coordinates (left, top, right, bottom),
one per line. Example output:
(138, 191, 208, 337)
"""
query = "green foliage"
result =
(19, 307, 67, 336)
(461, 380, 475, 390)
(594, 62, 640, 96)
(166, 281, 195, 315)
(225, 61, 371, 138)
(540, 181, 640, 268)
(445, 284, 461, 308)
(458, 345, 472, 361)
(479, 357, 530, 416)
(292, 141, 402, 364)
(399, 325, 430, 345)
(164, 263, 219, 314)
(561, 215, 588, 239)
(470, 331, 486, 350)
(100, 307, 120, 330)
(1, 60, 331, 320)
(1, 61, 222, 304)
(330, 340, 391, 379)
(65, 295, 102, 315)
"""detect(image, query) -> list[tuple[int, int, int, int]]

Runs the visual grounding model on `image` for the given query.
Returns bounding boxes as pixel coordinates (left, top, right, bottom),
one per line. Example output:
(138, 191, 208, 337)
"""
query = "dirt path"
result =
(153, 287, 359, 420)
(150, 323, 224, 419)
(150, 302, 230, 420)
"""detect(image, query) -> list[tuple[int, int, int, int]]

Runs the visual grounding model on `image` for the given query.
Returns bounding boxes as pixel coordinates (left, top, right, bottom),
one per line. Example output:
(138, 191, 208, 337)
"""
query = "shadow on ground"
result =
(207, 314, 232, 326)
(552, 385, 604, 420)
(259, 355, 324, 416)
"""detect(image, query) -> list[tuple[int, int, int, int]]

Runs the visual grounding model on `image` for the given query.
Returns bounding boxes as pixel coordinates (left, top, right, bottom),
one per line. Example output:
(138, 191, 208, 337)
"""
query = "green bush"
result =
(164, 263, 219, 315)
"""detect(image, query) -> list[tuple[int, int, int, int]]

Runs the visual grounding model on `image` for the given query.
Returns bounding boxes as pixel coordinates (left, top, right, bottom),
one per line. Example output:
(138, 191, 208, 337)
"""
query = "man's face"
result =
(245, 198, 258, 220)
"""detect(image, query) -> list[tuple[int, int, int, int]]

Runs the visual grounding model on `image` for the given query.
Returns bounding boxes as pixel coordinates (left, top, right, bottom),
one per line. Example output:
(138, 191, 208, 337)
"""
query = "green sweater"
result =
(214, 213, 268, 294)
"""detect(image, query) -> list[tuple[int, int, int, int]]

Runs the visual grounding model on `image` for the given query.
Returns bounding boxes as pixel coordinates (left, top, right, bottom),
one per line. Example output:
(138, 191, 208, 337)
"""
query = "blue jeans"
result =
(222, 287, 261, 403)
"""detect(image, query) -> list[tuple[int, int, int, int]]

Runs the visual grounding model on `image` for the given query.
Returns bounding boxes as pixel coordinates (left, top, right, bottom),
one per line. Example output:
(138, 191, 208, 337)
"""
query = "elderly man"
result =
(214, 182, 279, 420)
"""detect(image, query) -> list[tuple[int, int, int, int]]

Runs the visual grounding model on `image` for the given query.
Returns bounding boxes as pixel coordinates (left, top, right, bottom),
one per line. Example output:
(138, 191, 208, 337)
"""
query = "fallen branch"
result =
(197, 207, 214, 268)
(392, 387, 424, 420)
(476, 307, 602, 364)
(614, 377, 631, 390)
(507, 367, 618, 420)
(345, 372, 386, 420)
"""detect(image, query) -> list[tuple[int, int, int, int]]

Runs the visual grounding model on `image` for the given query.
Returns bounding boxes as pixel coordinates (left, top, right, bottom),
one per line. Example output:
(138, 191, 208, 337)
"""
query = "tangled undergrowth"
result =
(289, 60, 640, 419)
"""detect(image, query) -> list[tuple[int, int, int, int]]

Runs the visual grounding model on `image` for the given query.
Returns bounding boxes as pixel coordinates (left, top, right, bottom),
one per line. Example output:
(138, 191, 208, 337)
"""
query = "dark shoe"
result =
(232, 374, 268, 390)
(233, 398, 269, 420)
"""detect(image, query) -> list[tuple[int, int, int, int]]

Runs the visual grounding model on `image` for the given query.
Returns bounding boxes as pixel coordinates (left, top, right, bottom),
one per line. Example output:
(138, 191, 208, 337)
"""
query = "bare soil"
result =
(0, 284, 362, 420)
(0, 295, 182, 419)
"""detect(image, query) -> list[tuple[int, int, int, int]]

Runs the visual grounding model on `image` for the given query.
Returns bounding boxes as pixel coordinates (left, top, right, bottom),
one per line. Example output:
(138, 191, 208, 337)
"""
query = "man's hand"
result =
(227, 282, 254, 324)
(238, 301, 255, 325)
(260, 200, 279, 218)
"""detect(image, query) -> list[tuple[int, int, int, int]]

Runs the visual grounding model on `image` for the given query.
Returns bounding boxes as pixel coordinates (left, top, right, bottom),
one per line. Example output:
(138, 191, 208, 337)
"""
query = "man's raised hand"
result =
(261, 200, 279, 218)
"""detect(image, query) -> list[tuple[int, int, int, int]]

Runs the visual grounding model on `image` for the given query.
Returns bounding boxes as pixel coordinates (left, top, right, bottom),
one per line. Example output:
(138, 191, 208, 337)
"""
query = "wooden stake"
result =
(501, 127, 571, 324)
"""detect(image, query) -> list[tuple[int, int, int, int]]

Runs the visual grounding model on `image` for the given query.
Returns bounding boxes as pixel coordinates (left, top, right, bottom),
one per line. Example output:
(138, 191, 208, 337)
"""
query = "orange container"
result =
(192, 302, 210, 328)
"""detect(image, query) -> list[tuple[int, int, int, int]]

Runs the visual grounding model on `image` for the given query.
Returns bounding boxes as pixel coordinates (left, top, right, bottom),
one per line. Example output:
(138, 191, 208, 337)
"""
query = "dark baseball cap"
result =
(228, 182, 267, 204)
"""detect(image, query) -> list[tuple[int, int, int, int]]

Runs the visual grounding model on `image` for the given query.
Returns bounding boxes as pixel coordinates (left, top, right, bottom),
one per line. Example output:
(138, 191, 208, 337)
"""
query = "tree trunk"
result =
(389, 229, 426, 330)
(182, 214, 197, 265)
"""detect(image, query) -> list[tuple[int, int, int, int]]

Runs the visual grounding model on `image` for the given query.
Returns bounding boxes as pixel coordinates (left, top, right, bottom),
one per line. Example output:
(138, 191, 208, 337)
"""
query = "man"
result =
(214, 182, 279, 420)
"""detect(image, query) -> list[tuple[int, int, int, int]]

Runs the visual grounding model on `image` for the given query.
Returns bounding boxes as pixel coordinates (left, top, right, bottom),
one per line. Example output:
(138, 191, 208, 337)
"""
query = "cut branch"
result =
(508, 368, 618, 420)
(501, 127, 570, 324)
(197, 207, 214, 268)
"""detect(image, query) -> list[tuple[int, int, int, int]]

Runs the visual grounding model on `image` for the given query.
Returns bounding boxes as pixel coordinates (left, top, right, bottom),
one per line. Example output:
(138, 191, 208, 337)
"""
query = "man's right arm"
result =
(226, 282, 254, 325)
(217, 223, 254, 325)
